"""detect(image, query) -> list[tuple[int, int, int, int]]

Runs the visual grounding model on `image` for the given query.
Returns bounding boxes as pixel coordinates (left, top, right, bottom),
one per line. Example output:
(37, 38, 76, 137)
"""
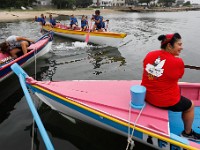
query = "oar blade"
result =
(85, 32, 90, 43)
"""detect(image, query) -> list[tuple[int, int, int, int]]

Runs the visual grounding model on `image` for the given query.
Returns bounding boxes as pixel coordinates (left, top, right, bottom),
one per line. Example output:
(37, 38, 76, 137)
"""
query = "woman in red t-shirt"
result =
(141, 33, 200, 141)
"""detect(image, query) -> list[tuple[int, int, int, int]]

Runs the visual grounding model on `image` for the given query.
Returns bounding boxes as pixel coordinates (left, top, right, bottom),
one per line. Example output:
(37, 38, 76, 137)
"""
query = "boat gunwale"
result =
(43, 25, 127, 38)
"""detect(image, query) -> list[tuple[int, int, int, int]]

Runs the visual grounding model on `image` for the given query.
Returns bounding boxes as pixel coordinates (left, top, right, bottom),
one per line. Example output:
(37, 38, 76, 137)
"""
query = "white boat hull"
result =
(53, 31, 124, 47)
(42, 25, 127, 47)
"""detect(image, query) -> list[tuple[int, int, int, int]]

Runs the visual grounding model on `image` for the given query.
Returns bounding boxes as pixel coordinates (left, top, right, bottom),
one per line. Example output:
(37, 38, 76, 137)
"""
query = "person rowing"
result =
(81, 15, 88, 31)
(69, 14, 78, 30)
(33, 14, 46, 26)
(49, 14, 57, 27)
(91, 10, 103, 32)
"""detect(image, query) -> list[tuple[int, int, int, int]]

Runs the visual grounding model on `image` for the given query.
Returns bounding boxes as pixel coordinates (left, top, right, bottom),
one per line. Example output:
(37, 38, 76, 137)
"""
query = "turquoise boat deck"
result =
(169, 107, 200, 144)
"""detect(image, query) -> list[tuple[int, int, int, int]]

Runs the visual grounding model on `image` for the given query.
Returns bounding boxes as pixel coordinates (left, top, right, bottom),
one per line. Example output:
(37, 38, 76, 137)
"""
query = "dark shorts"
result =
(95, 23, 102, 30)
(161, 96, 192, 112)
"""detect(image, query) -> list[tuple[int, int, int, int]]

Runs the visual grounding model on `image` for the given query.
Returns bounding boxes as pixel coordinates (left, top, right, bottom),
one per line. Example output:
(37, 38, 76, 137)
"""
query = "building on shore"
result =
(112, 0, 125, 6)
(125, 0, 138, 6)
(176, 0, 185, 5)
(92, 0, 126, 6)
(33, 0, 52, 7)
(92, 0, 112, 6)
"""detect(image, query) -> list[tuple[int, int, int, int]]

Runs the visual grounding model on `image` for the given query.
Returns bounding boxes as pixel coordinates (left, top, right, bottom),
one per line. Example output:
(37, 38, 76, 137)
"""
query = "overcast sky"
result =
(188, 0, 200, 4)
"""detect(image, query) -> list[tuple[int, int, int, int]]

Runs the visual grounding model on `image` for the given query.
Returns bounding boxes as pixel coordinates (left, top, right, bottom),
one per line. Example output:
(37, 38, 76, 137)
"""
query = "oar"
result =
(85, 21, 92, 44)
(11, 63, 54, 150)
(185, 65, 200, 70)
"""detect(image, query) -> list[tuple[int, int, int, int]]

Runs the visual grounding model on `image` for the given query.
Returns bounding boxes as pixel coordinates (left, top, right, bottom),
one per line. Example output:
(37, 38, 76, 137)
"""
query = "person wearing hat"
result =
(141, 33, 200, 141)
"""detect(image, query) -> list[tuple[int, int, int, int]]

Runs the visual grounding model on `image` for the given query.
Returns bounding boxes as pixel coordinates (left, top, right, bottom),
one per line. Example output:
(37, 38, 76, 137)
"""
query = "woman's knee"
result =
(185, 101, 194, 112)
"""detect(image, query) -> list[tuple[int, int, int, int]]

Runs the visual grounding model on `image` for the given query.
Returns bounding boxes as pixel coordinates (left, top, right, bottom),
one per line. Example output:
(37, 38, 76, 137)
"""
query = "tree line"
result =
(0, 0, 191, 9)
(0, 0, 36, 8)
(0, 0, 93, 9)
(51, 0, 93, 9)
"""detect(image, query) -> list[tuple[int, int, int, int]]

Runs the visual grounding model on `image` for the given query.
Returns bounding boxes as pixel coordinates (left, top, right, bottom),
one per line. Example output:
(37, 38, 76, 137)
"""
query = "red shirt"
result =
(141, 50, 184, 107)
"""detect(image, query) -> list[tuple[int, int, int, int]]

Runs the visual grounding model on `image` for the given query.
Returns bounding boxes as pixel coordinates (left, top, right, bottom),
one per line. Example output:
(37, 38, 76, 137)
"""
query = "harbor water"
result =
(0, 10, 200, 150)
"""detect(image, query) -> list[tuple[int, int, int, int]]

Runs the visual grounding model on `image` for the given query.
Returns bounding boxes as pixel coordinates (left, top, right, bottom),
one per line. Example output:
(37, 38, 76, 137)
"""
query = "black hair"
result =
(0, 42, 9, 54)
(158, 33, 181, 49)
(95, 10, 100, 15)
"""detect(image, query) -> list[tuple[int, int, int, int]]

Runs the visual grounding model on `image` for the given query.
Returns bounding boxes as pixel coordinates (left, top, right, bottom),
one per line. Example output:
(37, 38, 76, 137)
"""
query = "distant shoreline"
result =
(0, 9, 117, 23)
(0, 7, 199, 23)
(116, 6, 200, 12)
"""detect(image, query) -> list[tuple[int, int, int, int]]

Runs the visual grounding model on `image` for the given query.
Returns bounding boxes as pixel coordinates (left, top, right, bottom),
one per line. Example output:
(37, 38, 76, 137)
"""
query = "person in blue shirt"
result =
(81, 15, 88, 31)
(91, 10, 103, 32)
(70, 14, 78, 30)
(33, 14, 46, 26)
(49, 14, 56, 27)
(101, 18, 109, 32)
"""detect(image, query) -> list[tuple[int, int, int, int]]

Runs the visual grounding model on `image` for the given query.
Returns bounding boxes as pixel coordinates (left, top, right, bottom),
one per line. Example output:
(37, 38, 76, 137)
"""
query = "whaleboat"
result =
(42, 24, 127, 47)
(12, 63, 200, 150)
(0, 31, 53, 82)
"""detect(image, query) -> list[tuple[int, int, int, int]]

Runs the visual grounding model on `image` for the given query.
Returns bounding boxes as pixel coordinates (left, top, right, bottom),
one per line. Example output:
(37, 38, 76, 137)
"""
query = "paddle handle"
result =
(185, 65, 200, 70)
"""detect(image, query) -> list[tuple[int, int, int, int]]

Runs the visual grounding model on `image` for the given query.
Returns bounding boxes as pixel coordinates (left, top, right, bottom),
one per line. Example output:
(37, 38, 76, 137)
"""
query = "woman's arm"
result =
(16, 37, 34, 43)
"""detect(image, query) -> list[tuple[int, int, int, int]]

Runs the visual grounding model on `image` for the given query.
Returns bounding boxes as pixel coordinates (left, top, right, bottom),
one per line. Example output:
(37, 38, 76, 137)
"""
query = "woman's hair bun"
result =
(158, 35, 165, 41)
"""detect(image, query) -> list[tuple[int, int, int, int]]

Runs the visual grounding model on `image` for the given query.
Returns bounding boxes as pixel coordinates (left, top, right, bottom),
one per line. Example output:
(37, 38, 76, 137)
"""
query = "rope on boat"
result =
(126, 105, 145, 150)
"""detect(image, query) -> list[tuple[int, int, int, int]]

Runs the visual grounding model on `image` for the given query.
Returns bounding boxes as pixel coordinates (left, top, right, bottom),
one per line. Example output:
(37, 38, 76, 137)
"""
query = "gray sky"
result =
(188, 0, 200, 4)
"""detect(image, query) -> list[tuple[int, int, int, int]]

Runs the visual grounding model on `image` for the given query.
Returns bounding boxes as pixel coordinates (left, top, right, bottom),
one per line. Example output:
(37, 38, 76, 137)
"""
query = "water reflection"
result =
(40, 44, 126, 80)
(0, 88, 23, 123)
(88, 46, 126, 75)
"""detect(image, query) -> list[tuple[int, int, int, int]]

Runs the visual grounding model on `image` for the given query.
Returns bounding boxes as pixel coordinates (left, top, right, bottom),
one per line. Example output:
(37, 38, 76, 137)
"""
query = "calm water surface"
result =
(0, 10, 200, 150)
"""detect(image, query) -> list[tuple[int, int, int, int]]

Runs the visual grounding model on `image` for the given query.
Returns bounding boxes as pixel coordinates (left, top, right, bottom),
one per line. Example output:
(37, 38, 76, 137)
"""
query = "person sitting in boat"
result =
(33, 14, 46, 26)
(0, 35, 34, 59)
(91, 10, 103, 32)
(101, 17, 109, 32)
(70, 14, 78, 30)
(40, 14, 46, 25)
(81, 15, 88, 31)
(49, 14, 57, 27)
(141, 33, 200, 141)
